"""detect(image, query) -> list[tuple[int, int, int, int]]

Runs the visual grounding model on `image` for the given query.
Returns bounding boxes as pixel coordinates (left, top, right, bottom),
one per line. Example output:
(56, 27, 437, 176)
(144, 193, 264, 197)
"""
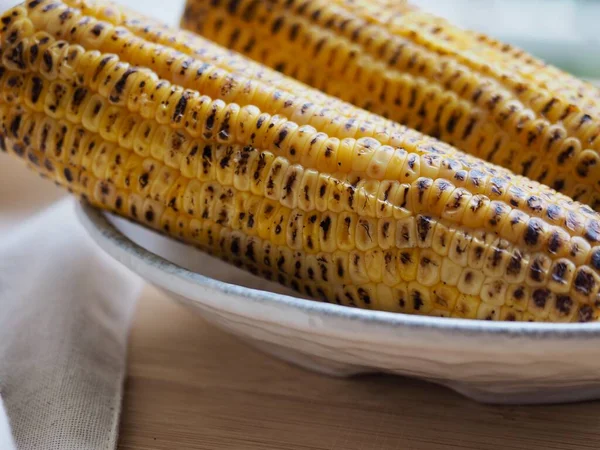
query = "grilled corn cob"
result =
(3, 0, 600, 322)
(181, 0, 600, 211)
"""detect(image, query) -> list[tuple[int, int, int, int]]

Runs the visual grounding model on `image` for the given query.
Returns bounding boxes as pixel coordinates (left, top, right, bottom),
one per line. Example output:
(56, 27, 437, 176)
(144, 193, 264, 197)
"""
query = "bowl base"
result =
(249, 340, 372, 378)
(447, 382, 600, 405)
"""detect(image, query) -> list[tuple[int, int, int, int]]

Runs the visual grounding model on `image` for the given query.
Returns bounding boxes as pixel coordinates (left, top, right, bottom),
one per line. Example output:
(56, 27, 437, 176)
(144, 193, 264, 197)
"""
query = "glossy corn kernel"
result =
(182, 0, 600, 211)
(3, 0, 600, 322)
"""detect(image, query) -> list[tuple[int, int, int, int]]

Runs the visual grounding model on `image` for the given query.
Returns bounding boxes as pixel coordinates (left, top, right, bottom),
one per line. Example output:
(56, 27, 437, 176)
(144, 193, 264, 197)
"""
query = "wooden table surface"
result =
(4, 155, 600, 450)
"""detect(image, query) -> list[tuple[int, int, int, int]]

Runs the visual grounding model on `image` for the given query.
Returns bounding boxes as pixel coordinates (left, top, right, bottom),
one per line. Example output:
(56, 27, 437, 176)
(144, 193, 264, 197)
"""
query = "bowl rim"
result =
(77, 200, 600, 339)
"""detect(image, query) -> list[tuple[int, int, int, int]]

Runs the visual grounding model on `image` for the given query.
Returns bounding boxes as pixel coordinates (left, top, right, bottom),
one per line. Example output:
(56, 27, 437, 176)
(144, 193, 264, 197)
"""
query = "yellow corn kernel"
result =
(3, 0, 600, 323)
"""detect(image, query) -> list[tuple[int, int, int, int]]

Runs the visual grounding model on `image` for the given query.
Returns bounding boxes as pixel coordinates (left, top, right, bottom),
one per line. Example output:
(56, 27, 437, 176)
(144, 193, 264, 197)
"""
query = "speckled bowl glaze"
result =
(76, 201, 600, 405)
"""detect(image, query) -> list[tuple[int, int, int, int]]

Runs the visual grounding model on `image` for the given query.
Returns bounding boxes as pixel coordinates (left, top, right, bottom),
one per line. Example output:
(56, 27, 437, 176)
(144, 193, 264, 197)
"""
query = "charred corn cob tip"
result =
(181, 0, 600, 211)
(3, 0, 600, 322)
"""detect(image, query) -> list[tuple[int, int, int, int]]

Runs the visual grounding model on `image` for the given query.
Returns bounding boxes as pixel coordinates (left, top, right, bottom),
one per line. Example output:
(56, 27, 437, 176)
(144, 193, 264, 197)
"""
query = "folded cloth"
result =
(0, 199, 143, 449)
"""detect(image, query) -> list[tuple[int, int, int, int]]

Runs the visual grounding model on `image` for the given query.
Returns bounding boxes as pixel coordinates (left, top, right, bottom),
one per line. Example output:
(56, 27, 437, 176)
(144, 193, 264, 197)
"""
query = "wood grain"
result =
(4, 154, 600, 450)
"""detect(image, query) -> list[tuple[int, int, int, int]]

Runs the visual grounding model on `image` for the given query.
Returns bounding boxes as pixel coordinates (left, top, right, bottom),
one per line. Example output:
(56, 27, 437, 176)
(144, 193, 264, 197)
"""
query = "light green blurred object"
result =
(413, 0, 600, 78)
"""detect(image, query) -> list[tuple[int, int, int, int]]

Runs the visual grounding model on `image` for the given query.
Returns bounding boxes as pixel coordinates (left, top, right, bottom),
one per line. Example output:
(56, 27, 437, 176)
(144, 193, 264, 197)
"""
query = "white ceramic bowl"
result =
(76, 201, 600, 405)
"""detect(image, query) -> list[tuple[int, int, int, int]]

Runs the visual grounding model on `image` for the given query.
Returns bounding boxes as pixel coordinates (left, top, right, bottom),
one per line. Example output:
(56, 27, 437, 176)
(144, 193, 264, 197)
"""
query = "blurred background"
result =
(415, 0, 600, 78)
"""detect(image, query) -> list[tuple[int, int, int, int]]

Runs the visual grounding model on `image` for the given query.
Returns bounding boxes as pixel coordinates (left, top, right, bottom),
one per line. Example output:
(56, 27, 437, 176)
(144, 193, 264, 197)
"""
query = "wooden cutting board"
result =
(118, 285, 600, 450)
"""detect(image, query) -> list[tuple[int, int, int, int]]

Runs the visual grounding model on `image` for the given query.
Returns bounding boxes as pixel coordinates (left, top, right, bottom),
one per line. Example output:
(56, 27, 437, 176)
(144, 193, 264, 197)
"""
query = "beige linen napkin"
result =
(0, 199, 143, 449)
